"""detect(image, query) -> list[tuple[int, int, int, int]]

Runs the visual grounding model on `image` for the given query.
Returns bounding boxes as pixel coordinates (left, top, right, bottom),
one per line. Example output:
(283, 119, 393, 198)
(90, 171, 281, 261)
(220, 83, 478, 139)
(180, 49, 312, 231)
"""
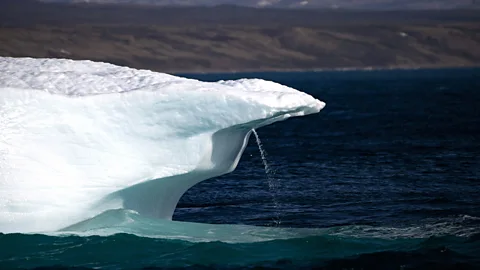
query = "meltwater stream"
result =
(252, 129, 282, 226)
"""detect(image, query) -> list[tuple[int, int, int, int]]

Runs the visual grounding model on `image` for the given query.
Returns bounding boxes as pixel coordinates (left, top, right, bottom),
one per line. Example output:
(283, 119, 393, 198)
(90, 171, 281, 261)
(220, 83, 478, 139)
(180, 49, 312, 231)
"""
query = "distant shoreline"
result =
(172, 64, 480, 75)
(2, 3, 479, 73)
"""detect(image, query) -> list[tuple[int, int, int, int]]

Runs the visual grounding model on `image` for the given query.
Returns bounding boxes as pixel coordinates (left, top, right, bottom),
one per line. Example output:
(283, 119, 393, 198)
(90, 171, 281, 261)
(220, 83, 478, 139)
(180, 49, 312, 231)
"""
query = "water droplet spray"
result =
(252, 129, 281, 226)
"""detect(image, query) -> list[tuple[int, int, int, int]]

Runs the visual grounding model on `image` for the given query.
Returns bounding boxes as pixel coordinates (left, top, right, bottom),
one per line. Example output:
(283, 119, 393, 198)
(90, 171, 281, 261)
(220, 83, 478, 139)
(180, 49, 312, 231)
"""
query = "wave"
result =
(1, 210, 479, 269)
(53, 209, 480, 242)
(0, 57, 325, 233)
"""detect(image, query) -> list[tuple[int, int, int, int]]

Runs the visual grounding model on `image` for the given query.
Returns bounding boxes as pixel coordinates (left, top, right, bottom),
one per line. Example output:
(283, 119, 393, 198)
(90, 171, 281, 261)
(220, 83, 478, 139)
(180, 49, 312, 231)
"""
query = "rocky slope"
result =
(38, 0, 480, 9)
(1, 0, 480, 73)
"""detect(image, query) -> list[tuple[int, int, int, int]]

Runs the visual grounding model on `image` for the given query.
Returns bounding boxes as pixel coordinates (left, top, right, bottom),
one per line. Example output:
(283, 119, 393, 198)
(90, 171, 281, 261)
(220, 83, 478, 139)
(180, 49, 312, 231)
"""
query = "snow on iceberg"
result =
(0, 57, 325, 233)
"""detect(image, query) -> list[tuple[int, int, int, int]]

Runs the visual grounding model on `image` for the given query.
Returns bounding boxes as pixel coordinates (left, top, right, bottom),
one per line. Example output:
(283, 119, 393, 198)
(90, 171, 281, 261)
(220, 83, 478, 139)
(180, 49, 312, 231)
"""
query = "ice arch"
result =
(0, 57, 325, 233)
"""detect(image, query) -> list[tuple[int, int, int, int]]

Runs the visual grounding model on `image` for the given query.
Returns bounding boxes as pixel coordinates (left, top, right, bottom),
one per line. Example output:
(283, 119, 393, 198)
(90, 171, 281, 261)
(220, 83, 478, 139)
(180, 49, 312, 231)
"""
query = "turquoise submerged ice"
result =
(0, 57, 325, 234)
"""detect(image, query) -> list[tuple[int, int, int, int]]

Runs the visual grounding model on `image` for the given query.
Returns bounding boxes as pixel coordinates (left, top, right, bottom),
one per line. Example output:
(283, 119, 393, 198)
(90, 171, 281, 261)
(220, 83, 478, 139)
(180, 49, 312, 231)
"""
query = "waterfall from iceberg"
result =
(252, 129, 281, 226)
(0, 57, 325, 233)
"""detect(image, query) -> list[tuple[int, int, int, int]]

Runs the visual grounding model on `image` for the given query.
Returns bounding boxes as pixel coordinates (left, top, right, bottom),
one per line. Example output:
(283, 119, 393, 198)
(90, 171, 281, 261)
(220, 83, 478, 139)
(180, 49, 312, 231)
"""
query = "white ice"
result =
(0, 57, 325, 233)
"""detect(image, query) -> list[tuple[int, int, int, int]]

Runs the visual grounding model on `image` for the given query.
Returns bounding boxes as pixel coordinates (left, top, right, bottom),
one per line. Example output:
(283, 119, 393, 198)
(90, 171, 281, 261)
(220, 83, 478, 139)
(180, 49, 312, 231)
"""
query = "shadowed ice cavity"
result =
(95, 110, 308, 222)
(60, 123, 328, 243)
(99, 125, 253, 220)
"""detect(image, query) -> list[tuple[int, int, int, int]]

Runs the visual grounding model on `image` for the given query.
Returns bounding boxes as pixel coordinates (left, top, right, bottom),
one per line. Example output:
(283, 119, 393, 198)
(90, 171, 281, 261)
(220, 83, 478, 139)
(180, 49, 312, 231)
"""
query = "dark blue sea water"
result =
(1, 68, 479, 269)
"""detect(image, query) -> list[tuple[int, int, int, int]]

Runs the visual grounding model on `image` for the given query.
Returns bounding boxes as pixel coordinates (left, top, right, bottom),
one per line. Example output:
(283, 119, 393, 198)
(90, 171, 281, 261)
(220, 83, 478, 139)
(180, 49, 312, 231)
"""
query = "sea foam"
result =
(0, 57, 325, 233)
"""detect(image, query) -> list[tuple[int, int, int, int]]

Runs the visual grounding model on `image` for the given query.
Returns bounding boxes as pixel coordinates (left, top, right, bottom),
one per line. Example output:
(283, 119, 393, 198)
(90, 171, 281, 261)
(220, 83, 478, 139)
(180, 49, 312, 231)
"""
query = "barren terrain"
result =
(1, 0, 479, 73)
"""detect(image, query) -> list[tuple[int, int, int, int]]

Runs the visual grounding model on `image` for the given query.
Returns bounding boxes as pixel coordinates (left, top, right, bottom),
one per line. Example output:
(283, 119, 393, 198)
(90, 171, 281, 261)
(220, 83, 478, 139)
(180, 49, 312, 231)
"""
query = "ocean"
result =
(1, 68, 479, 269)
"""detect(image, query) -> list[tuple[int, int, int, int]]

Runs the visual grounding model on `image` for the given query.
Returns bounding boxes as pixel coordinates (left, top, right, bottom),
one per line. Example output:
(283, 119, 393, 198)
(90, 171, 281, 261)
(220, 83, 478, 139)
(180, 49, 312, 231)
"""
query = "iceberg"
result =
(0, 57, 325, 233)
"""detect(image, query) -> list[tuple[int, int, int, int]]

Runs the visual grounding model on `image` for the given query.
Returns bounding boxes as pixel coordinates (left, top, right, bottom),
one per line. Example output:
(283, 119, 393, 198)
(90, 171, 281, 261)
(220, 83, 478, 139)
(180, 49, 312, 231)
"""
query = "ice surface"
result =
(0, 57, 325, 233)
